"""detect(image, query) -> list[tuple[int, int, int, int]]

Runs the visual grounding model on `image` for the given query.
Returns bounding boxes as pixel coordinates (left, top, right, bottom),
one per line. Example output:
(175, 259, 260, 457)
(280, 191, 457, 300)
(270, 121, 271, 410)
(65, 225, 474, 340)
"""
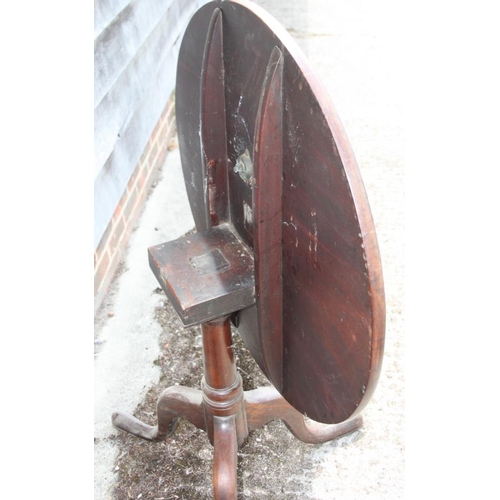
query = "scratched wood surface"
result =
(176, 0, 385, 424)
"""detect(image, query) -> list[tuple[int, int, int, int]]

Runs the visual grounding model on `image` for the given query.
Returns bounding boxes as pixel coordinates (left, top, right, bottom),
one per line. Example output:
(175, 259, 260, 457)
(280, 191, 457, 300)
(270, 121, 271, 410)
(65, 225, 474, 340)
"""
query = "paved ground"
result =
(94, 0, 404, 498)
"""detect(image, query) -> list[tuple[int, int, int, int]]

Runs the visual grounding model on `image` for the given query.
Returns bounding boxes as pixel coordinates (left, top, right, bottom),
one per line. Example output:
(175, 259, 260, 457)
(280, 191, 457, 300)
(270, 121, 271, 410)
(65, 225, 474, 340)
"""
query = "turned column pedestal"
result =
(113, 314, 362, 500)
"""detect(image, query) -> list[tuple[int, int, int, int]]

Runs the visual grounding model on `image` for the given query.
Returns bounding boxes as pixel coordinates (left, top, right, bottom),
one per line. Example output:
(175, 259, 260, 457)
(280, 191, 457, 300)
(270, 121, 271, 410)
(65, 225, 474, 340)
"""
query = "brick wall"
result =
(94, 94, 177, 311)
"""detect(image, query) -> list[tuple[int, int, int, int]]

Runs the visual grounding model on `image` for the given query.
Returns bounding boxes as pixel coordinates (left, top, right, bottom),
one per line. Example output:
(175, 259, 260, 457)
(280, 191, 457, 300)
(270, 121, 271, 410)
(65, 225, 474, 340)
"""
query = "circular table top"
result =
(175, 0, 385, 424)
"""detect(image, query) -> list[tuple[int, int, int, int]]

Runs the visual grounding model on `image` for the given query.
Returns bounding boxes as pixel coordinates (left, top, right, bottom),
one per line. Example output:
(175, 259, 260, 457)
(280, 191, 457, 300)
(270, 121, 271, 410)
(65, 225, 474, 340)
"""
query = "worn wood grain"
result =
(176, 0, 385, 424)
(148, 223, 255, 326)
(252, 46, 284, 391)
(200, 9, 229, 229)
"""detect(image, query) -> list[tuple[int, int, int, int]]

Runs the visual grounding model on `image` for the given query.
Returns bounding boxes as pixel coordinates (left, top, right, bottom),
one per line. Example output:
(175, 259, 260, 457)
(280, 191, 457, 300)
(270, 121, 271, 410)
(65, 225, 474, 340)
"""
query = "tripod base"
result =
(112, 318, 362, 499)
(113, 385, 361, 499)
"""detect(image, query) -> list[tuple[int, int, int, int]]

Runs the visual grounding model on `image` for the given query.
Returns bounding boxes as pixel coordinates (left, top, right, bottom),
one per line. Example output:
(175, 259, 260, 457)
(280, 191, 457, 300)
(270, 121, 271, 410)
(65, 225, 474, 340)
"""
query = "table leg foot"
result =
(245, 385, 363, 444)
(112, 385, 205, 441)
(212, 415, 238, 500)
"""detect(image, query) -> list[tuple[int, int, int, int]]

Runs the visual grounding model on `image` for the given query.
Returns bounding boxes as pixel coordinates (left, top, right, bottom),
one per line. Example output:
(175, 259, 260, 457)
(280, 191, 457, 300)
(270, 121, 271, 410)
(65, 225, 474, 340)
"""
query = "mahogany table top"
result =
(174, 0, 385, 424)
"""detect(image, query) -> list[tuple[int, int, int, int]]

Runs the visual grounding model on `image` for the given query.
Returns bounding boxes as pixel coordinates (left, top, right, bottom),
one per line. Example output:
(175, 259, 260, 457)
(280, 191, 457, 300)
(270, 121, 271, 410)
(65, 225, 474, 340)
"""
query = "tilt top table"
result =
(112, 1, 385, 498)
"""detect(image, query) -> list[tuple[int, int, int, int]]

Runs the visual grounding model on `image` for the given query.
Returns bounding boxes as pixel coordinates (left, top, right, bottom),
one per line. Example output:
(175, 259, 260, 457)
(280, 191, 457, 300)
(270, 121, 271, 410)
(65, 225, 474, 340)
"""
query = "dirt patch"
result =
(111, 290, 340, 499)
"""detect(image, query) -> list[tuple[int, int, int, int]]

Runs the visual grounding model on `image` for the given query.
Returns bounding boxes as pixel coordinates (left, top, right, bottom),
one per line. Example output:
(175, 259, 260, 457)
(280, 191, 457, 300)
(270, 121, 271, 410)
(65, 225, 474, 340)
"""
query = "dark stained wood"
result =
(113, 315, 363, 498)
(200, 8, 230, 229)
(212, 416, 238, 500)
(244, 386, 363, 445)
(112, 386, 205, 441)
(252, 46, 284, 391)
(176, 6, 215, 231)
(176, 0, 385, 424)
(200, 318, 248, 450)
(202, 317, 238, 390)
(148, 223, 255, 326)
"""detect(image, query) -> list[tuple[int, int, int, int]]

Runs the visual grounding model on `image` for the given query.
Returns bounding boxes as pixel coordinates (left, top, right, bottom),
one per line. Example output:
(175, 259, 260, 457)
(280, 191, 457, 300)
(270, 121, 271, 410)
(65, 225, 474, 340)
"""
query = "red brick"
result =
(135, 183, 149, 214)
(107, 244, 123, 283)
(167, 117, 177, 137)
(127, 161, 142, 193)
(108, 215, 125, 256)
(150, 150, 160, 172)
(160, 100, 174, 129)
(139, 148, 151, 173)
(96, 245, 124, 301)
(143, 149, 155, 176)
(154, 144, 167, 170)
(95, 220, 113, 263)
(120, 218, 135, 249)
(149, 136, 159, 161)
(156, 120, 168, 145)
(95, 93, 178, 308)
(156, 114, 166, 138)
(94, 250, 110, 295)
(123, 185, 139, 224)
(137, 167, 148, 191)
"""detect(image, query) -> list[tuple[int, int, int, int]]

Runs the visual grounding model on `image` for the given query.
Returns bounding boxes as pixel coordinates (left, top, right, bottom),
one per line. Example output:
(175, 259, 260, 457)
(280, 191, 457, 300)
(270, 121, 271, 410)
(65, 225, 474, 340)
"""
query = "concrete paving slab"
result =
(94, 150, 195, 499)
